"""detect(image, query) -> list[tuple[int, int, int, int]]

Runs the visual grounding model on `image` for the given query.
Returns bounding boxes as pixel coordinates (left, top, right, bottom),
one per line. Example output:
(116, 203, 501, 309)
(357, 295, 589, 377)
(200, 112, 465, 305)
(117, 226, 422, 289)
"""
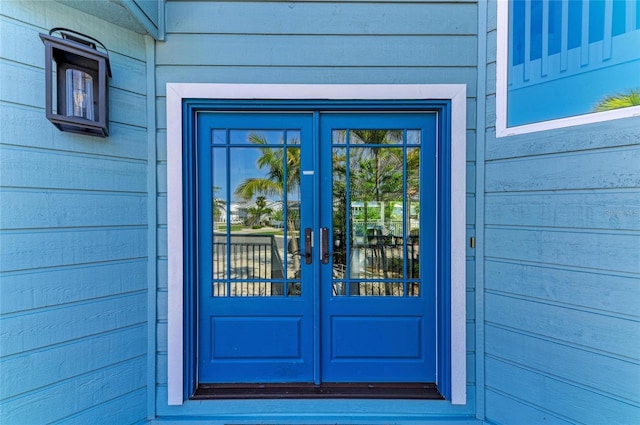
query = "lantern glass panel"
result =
(66, 69, 94, 120)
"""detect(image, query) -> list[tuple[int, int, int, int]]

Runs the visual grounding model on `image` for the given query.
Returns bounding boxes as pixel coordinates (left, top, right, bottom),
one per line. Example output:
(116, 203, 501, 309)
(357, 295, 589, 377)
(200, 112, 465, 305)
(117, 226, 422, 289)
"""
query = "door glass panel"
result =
(212, 129, 226, 144)
(212, 147, 228, 282)
(331, 129, 421, 297)
(212, 129, 302, 297)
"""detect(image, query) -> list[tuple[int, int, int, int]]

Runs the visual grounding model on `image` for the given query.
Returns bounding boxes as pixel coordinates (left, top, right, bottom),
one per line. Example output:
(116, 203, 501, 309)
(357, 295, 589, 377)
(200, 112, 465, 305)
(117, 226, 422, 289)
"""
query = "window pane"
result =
(506, 0, 640, 127)
(335, 132, 417, 296)
(287, 130, 301, 145)
(212, 129, 226, 144)
(285, 147, 302, 282)
(350, 129, 403, 145)
(212, 147, 228, 280)
(332, 129, 346, 144)
(230, 130, 284, 145)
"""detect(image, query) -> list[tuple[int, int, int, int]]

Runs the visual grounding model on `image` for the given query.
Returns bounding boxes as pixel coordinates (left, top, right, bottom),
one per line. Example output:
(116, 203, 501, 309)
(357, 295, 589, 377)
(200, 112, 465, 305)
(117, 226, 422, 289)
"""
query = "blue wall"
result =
(482, 1, 640, 423)
(2, 0, 637, 423)
(154, 0, 479, 422)
(0, 1, 150, 423)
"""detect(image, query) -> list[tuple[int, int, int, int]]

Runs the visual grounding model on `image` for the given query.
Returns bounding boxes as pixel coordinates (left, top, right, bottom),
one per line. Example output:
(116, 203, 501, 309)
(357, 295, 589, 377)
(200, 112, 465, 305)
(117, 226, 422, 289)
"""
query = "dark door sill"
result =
(192, 382, 443, 400)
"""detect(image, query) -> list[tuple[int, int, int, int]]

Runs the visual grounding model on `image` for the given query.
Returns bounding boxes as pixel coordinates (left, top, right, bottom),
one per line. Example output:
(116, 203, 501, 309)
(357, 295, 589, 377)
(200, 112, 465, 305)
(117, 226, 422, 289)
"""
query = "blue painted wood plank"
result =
(466, 290, 476, 320)
(0, 62, 145, 127)
(0, 59, 43, 107)
(0, 190, 146, 230)
(165, 1, 478, 36)
(486, 190, 640, 231)
(0, 104, 148, 160)
(156, 130, 167, 161)
(485, 389, 573, 425)
(0, 356, 146, 424)
(485, 260, 640, 317)
(0, 292, 146, 357)
(466, 259, 476, 289)
(0, 228, 146, 273)
(156, 322, 168, 353)
(0, 146, 146, 192)
(51, 388, 147, 425)
(155, 65, 478, 96)
(1, 260, 146, 314)
(109, 87, 148, 128)
(486, 116, 640, 160)
(486, 147, 640, 192)
(156, 352, 167, 384)
(156, 162, 167, 193)
(107, 53, 147, 94)
(157, 227, 167, 257)
(485, 357, 640, 424)
(157, 195, 168, 226)
(486, 28, 497, 64)
(485, 227, 640, 274)
(486, 62, 497, 95)
(157, 259, 168, 290)
(466, 352, 476, 385)
(0, 325, 146, 399)
(486, 325, 640, 400)
(0, 3, 146, 61)
(0, 52, 145, 97)
(155, 34, 478, 67)
(485, 293, 640, 359)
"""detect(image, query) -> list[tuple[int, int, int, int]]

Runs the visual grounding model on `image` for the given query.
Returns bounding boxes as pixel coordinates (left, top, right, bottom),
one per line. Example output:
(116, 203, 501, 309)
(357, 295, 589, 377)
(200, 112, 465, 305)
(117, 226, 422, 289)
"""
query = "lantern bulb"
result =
(66, 69, 94, 120)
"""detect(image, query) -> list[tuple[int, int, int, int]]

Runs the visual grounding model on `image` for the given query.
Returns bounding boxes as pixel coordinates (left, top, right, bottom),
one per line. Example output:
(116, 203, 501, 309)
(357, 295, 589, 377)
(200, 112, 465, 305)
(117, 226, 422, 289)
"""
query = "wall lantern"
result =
(40, 28, 111, 137)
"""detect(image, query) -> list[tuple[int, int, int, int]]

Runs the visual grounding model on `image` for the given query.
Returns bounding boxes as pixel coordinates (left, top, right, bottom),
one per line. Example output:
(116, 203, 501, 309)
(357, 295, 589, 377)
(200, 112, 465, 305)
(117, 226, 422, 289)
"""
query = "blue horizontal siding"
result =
(486, 325, 640, 401)
(486, 146, 640, 192)
(0, 356, 147, 424)
(486, 190, 640, 231)
(1, 190, 147, 230)
(165, 1, 478, 35)
(485, 357, 639, 425)
(154, 0, 479, 420)
(0, 146, 147, 192)
(483, 3, 640, 423)
(486, 115, 640, 160)
(1, 325, 146, 399)
(485, 292, 639, 359)
(485, 260, 639, 317)
(1, 292, 147, 356)
(0, 1, 150, 424)
(155, 66, 479, 97)
(157, 34, 477, 67)
(485, 227, 639, 274)
(51, 387, 148, 425)
(0, 104, 148, 160)
(485, 389, 575, 425)
(1, 260, 147, 314)
(0, 228, 147, 272)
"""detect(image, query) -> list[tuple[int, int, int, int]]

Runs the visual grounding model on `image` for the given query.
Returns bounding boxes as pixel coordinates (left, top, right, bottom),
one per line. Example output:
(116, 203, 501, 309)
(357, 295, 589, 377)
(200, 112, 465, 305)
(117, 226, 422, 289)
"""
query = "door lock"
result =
(304, 227, 313, 264)
(320, 227, 333, 264)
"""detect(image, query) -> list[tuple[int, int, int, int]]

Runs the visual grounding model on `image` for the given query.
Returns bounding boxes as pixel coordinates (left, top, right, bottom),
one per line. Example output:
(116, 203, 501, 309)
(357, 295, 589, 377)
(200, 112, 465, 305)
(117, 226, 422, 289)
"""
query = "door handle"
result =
(304, 227, 313, 264)
(320, 227, 331, 264)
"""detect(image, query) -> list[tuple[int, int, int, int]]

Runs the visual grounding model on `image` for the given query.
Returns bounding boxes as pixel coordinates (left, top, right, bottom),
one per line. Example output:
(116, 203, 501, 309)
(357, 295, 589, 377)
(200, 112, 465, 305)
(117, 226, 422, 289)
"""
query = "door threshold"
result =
(193, 382, 443, 400)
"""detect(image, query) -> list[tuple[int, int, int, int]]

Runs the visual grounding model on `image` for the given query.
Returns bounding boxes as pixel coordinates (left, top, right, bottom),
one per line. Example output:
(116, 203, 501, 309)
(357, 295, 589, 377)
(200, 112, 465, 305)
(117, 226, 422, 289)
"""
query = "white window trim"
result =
(166, 83, 467, 406)
(496, 1, 640, 138)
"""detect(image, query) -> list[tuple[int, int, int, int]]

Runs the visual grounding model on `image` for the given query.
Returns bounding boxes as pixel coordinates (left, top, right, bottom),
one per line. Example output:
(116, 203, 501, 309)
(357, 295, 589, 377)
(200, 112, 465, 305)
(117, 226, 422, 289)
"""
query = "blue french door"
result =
(196, 111, 436, 385)
(319, 113, 437, 383)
